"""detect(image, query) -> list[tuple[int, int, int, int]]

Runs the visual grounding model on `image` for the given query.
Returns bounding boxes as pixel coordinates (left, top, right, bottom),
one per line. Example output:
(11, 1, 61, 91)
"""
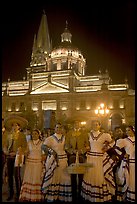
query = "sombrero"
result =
(4, 115, 28, 129)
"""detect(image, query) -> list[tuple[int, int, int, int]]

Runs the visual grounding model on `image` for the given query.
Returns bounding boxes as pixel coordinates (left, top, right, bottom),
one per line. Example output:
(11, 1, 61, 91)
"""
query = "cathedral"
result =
(2, 12, 135, 131)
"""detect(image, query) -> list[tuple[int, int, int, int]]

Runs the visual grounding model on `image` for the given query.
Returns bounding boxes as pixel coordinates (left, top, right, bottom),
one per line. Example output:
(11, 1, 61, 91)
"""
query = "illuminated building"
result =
(2, 13, 135, 130)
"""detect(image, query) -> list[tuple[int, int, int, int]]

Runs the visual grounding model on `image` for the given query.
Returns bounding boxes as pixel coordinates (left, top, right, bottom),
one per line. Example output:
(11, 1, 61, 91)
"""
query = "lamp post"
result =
(95, 103, 109, 130)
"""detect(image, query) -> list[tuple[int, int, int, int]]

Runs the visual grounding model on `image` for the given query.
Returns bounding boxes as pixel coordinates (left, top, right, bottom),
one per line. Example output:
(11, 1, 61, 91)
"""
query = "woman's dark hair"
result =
(126, 125, 135, 134)
(32, 129, 42, 140)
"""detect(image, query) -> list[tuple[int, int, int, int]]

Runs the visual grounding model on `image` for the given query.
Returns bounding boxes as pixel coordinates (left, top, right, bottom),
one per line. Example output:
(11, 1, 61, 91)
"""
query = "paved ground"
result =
(1, 166, 118, 203)
(2, 166, 25, 202)
(2, 179, 15, 202)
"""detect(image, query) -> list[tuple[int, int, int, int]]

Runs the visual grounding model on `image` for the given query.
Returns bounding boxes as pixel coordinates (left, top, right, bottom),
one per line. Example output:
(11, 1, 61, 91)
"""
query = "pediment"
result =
(30, 82, 69, 94)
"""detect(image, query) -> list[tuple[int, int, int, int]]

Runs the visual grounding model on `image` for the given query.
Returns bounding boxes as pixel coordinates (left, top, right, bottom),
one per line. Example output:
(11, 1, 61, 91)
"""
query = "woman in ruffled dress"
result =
(41, 122, 72, 203)
(19, 129, 44, 202)
(81, 120, 115, 202)
(115, 125, 135, 202)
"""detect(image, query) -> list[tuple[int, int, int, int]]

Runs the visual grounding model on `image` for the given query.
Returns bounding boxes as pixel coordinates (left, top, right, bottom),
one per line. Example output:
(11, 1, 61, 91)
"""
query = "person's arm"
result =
(115, 139, 128, 159)
(19, 132, 27, 153)
(64, 132, 74, 154)
(84, 132, 90, 152)
(79, 132, 90, 154)
(2, 132, 9, 155)
(41, 144, 48, 162)
(16, 132, 27, 165)
(102, 133, 115, 152)
(106, 139, 126, 163)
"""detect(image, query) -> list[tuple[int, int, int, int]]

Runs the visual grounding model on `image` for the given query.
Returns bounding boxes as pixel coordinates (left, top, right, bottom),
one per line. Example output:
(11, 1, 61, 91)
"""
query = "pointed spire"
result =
(30, 12, 51, 67)
(37, 12, 51, 54)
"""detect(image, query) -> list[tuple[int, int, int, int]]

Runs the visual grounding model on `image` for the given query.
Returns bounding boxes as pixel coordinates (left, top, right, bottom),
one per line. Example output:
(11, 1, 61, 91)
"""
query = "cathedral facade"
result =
(2, 13, 135, 131)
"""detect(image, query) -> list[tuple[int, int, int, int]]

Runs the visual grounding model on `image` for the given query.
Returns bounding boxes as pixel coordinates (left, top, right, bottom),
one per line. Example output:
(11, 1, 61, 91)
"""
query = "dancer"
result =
(41, 122, 72, 202)
(115, 125, 135, 202)
(81, 120, 115, 202)
(19, 129, 44, 202)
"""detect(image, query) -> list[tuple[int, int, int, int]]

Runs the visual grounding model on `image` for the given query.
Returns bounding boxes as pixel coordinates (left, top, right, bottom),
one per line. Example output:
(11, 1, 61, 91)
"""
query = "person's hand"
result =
(9, 152, 16, 157)
(102, 144, 109, 152)
(86, 146, 90, 152)
(41, 154, 47, 161)
(78, 149, 83, 155)
(18, 147, 23, 154)
(124, 153, 129, 159)
(102, 147, 108, 153)
(3, 146, 8, 155)
(73, 149, 77, 154)
(102, 141, 110, 152)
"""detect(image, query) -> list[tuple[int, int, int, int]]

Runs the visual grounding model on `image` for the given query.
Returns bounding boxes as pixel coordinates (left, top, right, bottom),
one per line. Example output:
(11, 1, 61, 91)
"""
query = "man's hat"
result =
(4, 115, 28, 129)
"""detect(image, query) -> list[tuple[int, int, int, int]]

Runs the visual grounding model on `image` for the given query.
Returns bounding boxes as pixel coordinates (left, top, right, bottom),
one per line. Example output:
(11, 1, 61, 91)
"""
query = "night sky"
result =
(2, 0, 135, 89)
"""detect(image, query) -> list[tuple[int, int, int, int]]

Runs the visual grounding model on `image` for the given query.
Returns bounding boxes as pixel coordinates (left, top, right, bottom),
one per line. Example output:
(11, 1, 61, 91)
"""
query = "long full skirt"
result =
(42, 154, 72, 202)
(81, 151, 114, 202)
(116, 158, 135, 202)
(19, 157, 44, 202)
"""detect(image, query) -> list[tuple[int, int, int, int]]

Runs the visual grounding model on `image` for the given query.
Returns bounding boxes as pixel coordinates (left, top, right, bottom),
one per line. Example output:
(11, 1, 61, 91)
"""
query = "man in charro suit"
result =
(65, 120, 90, 202)
(4, 115, 28, 201)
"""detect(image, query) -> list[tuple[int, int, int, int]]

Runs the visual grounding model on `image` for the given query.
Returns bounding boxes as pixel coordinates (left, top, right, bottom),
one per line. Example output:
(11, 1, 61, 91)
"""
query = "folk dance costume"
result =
(65, 127, 90, 201)
(103, 152, 116, 196)
(6, 130, 27, 200)
(3, 115, 28, 201)
(19, 139, 44, 202)
(115, 136, 135, 202)
(81, 130, 115, 202)
(41, 133, 72, 202)
(104, 143, 126, 201)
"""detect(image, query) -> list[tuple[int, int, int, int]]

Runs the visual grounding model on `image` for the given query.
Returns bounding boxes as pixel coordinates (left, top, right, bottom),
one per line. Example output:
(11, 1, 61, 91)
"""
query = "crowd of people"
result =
(2, 115, 135, 203)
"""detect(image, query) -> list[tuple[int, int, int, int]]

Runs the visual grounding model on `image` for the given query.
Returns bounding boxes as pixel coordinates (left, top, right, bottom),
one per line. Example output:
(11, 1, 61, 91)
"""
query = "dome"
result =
(51, 41, 84, 60)
(49, 22, 86, 76)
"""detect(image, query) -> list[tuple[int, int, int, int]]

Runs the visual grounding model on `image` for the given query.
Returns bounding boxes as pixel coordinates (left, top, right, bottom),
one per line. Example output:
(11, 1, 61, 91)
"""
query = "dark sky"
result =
(2, 0, 135, 89)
